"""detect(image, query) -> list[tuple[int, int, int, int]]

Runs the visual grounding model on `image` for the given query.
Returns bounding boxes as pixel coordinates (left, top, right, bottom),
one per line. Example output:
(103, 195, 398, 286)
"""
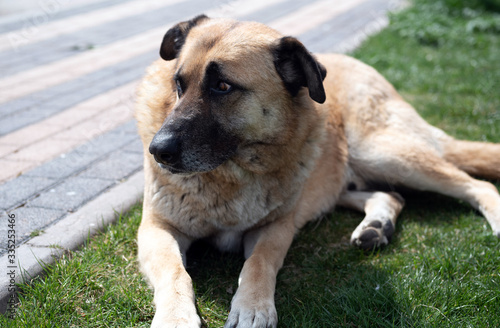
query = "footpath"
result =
(0, 0, 403, 311)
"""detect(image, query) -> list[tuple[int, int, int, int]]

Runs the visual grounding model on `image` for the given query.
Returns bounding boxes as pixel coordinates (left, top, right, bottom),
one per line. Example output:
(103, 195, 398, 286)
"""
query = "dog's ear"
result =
(273, 37, 327, 104)
(160, 15, 209, 61)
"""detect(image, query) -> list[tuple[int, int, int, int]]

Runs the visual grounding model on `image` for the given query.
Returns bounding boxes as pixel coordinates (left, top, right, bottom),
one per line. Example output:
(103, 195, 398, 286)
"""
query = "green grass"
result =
(2, 205, 154, 328)
(29, 230, 44, 238)
(353, 0, 500, 142)
(3, 0, 500, 327)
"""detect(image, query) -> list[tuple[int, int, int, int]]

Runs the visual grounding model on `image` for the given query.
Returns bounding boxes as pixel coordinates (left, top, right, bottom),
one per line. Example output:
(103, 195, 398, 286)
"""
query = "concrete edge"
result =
(0, 169, 144, 314)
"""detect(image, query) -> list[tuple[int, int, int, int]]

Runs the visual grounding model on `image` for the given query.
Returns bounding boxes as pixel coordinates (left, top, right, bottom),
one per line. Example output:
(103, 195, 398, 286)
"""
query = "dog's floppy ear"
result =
(160, 15, 209, 61)
(273, 37, 327, 104)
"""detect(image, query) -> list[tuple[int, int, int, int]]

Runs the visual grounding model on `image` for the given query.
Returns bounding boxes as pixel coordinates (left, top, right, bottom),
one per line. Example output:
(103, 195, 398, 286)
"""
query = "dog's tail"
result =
(443, 139, 500, 180)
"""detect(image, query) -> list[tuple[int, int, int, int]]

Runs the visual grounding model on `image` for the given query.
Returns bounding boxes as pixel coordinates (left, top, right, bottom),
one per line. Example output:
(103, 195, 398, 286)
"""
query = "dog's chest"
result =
(150, 173, 292, 238)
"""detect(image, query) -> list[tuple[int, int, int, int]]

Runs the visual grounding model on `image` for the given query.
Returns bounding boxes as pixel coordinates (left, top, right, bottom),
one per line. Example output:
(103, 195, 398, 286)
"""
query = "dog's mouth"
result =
(156, 161, 179, 173)
(152, 149, 234, 175)
(156, 161, 194, 176)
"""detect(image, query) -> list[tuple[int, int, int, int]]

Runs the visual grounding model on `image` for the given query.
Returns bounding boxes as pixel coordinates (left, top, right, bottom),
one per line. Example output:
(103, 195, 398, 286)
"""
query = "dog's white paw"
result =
(351, 218, 395, 250)
(151, 309, 201, 328)
(224, 294, 277, 328)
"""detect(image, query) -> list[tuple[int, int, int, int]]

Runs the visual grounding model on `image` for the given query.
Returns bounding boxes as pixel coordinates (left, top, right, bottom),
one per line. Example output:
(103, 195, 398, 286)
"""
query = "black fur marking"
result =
(160, 15, 209, 61)
(180, 193, 188, 204)
(347, 182, 357, 191)
(262, 108, 269, 116)
(367, 220, 382, 229)
(273, 36, 327, 103)
(204, 62, 225, 96)
(383, 221, 395, 237)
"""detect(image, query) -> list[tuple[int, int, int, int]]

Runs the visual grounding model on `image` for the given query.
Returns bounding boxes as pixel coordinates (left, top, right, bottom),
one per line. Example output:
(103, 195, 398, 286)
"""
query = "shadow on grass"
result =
(185, 209, 400, 327)
(184, 185, 499, 327)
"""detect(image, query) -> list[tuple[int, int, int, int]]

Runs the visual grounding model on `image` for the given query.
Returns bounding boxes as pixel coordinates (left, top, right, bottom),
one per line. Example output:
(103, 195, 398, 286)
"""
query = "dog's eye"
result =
(175, 79, 183, 97)
(211, 81, 232, 95)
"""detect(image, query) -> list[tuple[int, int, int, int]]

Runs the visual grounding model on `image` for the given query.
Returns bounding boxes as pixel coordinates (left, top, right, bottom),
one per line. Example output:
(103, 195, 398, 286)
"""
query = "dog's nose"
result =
(149, 133, 181, 166)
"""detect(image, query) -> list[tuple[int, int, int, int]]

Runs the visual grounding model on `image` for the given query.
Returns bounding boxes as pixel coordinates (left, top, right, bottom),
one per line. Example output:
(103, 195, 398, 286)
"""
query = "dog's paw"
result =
(224, 295, 277, 328)
(351, 218, 395, 250)
(490, 218, 500, 238)
(151, 310, 201, 328)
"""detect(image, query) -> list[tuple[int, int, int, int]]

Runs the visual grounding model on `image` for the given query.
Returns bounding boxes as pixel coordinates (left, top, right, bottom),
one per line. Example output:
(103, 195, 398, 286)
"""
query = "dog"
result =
(134, 15, 500, 328)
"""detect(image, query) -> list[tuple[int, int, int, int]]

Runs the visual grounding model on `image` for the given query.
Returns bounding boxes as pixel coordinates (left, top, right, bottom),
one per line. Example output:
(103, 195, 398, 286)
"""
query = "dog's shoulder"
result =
(317, 53, 402, 130)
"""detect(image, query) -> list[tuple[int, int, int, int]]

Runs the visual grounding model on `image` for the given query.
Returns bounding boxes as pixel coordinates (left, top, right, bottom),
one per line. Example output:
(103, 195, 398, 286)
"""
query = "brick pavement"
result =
(0, 0, 403, 313)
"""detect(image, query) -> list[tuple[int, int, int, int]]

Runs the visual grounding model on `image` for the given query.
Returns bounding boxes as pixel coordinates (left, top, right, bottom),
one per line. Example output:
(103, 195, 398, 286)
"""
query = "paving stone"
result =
(23, 147, 102, 179)
(122, 136, 144, 154)
(5, 137, 79, 162)
(0, 96, 45, 119)
(0, 144, 17, 158)
(110, 119, 138, 135)
(26, 171, 144, 254)
(24, 125, 138, 179)
(300, 0, 391, 53)
(84, 128, 139, 155)
(0, 159, 34, 183)
(0, 107, 53, 137)
(0, 0, 136, 34)
(0, 0, 215, 77)
(0, 207, 66, 252)
(0, 51, 154, 136)
(79, 150, 142, 181)
(28, 176, 115, 211)
(52, 105, 134, 142)
(242, 0, 321, 24)
(0, 176, 57, 211)
(0, 123, 61, 147)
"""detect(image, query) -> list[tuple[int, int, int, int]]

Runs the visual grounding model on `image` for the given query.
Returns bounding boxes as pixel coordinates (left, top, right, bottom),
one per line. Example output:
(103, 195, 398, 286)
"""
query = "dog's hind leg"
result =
(354, 134, 500, 238)
(408, 159, 500, 237)
(338, 191, 405, 249)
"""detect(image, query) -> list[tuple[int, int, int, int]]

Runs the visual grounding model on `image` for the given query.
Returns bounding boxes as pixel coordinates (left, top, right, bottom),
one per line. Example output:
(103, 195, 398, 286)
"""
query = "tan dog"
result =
(135, 15, 500, 328)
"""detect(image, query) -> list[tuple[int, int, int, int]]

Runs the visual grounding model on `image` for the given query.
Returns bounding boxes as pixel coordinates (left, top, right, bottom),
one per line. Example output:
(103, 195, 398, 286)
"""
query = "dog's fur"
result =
(135, 15, 500, 328)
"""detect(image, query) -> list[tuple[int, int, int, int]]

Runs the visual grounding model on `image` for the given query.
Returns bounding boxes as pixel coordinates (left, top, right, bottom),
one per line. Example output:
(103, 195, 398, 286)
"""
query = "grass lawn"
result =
(3, 0, 500, 327)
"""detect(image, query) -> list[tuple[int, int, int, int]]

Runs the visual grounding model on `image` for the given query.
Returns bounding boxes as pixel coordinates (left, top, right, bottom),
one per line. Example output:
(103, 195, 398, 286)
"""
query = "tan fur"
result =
(443, 140, 500, 179)
(135, 17, 500, 328)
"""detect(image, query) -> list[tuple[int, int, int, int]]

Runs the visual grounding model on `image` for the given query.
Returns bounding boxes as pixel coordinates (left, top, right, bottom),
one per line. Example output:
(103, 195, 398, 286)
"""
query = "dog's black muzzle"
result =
(149, 114, 239, 174)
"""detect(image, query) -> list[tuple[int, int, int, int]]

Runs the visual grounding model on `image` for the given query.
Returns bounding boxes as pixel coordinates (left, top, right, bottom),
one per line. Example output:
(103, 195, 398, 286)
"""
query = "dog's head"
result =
(149, 15, 327, 174)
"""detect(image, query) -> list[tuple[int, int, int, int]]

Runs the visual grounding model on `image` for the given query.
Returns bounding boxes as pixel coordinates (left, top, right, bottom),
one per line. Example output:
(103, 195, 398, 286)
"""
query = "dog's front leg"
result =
(138, 211, 200, 328)
(225, 214, 296, 328)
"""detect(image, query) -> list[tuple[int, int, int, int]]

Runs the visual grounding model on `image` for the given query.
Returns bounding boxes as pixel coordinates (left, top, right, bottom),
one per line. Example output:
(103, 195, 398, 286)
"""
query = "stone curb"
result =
(0, 170, 144, 313)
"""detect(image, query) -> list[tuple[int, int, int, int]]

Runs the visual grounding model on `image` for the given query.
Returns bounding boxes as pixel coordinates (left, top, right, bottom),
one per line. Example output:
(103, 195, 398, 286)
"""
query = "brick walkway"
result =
(0, 0, 403, 311)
